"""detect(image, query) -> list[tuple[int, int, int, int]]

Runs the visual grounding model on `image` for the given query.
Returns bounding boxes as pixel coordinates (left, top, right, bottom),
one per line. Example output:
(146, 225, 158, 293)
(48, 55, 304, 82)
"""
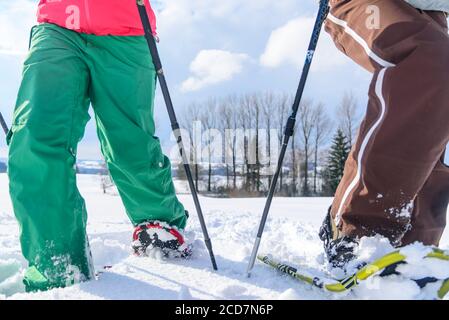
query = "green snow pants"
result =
(7, 23, 187, 292)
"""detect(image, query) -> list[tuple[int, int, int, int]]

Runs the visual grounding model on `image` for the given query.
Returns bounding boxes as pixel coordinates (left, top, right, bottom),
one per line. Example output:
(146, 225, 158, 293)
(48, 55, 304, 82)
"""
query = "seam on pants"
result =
(67, 79, 83, 156)
(28, 25, 38, 50)
(327, 14, 396, 68)
(326, 13, 397, 226)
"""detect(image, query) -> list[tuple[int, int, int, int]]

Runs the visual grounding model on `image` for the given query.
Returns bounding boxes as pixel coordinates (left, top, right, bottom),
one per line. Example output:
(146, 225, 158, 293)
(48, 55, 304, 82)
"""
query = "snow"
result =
(0, 173, 449, 300)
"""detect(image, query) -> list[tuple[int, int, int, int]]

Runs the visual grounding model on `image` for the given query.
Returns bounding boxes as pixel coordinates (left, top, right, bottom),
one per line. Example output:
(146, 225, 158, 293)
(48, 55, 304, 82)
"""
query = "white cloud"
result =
(260, 17, 349, 71)
(181, 50, 249, 92)
(155, 0, 305, 43)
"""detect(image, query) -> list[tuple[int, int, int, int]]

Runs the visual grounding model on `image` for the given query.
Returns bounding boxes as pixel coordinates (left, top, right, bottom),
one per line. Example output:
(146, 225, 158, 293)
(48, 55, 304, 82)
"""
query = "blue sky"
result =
(0, 0, 447, 164)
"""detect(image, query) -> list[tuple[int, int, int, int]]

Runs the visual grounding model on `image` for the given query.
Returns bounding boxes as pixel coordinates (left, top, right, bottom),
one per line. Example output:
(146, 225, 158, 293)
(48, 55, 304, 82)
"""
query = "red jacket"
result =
(37, 0, 157, 36)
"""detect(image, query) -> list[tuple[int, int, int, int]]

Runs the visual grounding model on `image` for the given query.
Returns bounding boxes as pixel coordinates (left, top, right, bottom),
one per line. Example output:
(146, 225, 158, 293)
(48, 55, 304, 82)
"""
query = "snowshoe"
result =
(319, 208, 359, 268)
(132, 221, 192, 258)
(258, 248, 449, 299)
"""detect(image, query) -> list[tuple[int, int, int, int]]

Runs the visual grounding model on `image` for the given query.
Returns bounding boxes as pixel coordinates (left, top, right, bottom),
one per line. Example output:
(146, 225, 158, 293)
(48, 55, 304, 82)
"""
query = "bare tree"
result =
(219, 95, 238, 190)
(201, 98, 217, 192)
(338, 91, 359, 147)
(182, 102, 202, 192)
(239, 94, 255, 192)
(252, 94, 261, 192)
(291, 132, 297, 196)
(312, 103, 332, 195)
(275, 94, 289, 193)
(297, 99, 316, 196)
(229, 96, 239, 190)
(228, 96, 240, 190)
(260, 92, 275, 191)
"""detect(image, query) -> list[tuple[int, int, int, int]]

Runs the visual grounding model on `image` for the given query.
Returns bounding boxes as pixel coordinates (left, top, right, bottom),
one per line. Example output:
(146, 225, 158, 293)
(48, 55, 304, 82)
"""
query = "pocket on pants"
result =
(28, 25, 38, 50)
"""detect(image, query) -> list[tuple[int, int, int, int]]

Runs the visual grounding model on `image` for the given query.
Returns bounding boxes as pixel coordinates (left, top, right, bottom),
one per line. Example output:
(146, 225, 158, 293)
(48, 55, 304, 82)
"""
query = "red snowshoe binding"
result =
(132, 221, 192, 258)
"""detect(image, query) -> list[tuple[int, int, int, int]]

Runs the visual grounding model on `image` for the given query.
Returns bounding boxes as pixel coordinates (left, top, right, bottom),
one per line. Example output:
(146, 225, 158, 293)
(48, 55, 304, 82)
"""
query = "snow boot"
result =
(319, 208, 359, 269)
(132, 221, 192, 258)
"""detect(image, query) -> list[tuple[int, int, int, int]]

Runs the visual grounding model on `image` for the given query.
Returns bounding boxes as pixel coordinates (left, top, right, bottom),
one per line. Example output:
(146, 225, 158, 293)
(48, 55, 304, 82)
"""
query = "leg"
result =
(401, 11, 449, 246)
(326, 0, 449, 245)
(402, 152, 449, 246)
(86, 34, 187, 229)
(8, 24, 93, 291)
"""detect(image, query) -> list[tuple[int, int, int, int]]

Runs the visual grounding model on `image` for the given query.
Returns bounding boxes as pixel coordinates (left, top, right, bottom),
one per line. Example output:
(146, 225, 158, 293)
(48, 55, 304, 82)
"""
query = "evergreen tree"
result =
(322, 129, 350, 195)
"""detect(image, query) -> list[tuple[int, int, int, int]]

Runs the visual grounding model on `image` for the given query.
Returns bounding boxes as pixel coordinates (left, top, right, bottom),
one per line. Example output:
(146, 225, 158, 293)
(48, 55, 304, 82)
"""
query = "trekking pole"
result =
(0, 112, 8, 135)
(246, 0, 330, 277)
(136, 0, 218, 270)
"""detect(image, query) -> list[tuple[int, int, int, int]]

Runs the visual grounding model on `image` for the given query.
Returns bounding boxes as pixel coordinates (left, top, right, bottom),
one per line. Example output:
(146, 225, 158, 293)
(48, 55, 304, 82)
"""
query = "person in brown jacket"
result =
(319, 0, 449, 267)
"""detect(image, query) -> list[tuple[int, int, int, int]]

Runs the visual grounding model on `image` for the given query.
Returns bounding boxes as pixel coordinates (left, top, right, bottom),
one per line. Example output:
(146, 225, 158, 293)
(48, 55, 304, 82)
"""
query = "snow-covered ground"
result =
(0, 173, 448, 300)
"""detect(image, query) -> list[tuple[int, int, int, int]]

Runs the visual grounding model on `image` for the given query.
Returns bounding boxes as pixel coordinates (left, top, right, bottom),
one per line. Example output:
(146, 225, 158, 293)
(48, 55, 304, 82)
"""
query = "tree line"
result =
(176, 91, 360, 197)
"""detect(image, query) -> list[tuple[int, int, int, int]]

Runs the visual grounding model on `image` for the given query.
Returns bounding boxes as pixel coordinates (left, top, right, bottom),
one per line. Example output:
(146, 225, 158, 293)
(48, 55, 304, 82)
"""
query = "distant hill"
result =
(76, 160, 108, 175)
(0, 160, 109, 175)
(0, 161, 6, 173)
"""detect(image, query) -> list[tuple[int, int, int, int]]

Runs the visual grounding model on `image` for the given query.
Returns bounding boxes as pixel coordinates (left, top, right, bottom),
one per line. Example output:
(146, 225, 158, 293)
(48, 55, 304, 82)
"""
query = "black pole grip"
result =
(284, 116, 296, 138)
(0, 112, 8, 135)
(136, 1, 163, 72)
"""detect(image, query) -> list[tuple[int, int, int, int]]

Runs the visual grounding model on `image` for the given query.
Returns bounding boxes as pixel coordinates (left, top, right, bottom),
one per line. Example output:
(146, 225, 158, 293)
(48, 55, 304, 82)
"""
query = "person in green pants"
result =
(7, 2, 189, 292)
